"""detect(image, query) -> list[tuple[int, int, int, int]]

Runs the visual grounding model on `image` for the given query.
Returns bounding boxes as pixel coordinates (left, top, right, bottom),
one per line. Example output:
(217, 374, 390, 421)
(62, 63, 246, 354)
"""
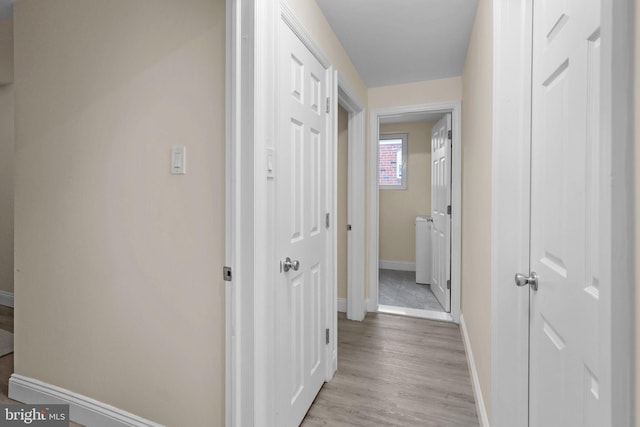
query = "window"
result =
(379, 133, 408, 190)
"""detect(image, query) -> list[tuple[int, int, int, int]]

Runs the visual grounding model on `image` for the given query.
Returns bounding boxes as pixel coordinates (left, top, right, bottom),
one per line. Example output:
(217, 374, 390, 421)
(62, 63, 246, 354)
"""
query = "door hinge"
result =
(447, 205, 452, 215)
(326, 328, 330, 344)
(326, 97, 331, 114)
(347, 224, 352, 231)
(326, 213, 330, 229)
(223, 266, 232, 282)
(447, 130, 452, 140)
(447, 279, 451, 290)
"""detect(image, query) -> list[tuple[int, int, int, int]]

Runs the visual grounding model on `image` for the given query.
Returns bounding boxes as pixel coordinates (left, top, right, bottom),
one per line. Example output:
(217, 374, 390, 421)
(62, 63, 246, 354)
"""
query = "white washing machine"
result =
(415, 216, 432, 284)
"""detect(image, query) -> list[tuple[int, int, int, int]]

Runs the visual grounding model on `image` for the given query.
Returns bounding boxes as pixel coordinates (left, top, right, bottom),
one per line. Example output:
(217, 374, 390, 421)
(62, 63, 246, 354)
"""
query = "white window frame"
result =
(378, 133, 408, 190)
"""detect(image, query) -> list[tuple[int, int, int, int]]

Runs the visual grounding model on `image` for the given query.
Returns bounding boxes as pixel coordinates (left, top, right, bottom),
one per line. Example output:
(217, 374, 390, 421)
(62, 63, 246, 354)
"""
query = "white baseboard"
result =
(366, 298, 375, 313)
(459, 314, 490, 427)
(379, 260, 416, 271)
(378, 304, 454, 323)
(337, 298, 347, 313)
(0, 291, 13, 307)
(8, 374, 163, 427)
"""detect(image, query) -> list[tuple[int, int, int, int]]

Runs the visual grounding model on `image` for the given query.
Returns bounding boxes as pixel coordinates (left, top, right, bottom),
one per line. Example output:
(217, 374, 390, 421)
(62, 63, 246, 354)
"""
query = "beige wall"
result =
(368, 77, 462, 110)
(379, 121, 433, 264)
(337, 105, 348, 300)
(0, 84, 12, 295)
(285, 0, 367, 104)
(13, 2, 225, 426)
(461, 0, 493, 417)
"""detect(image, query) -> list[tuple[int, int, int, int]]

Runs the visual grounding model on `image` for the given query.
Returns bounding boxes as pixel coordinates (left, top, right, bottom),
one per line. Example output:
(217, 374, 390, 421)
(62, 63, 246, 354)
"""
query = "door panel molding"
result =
(226, 1, 338, 425)
(276, 18, 330, 424)
(491, 0, 634, 425)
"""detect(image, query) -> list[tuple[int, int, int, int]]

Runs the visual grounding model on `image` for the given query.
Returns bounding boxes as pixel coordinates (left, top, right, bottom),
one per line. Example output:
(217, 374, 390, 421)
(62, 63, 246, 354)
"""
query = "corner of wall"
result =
(460, 0, 493, 419)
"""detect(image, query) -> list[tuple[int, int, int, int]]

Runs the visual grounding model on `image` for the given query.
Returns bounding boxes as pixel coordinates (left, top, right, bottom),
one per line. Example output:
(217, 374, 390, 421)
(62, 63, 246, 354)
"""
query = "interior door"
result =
(276, 18, 328, 427)
(528, 0, 601, 425)
(430, 114, 451, 312)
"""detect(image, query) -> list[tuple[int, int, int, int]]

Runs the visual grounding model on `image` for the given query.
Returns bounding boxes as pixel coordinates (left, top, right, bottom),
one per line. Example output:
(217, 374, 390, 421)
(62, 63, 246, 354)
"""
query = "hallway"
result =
(302, 313, 479, 426)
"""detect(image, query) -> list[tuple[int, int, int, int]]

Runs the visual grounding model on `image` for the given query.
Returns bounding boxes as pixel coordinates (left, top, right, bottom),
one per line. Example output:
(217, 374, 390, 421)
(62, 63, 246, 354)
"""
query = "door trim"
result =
(368, 102, 462, 324)
(490, 1, 532, 424)
(225, 0, 257, 425)
(225, 1, 338, 425)
(490, 0, 635, 425)
(600, 0, 635, 424)
(337, 76, 366, 322)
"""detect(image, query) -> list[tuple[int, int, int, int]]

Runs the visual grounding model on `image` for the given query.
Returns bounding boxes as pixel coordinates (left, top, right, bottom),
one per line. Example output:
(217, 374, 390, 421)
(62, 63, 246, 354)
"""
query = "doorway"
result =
(376, 113, 449, 318)
(225, 3, 347, 425)
(369, 102, 462, 323)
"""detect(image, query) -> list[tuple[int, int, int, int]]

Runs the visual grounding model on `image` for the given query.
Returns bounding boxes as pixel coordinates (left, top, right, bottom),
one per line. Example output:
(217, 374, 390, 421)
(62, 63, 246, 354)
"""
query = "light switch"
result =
(266, 147, 275, 179)
(171, 146, 186, 175)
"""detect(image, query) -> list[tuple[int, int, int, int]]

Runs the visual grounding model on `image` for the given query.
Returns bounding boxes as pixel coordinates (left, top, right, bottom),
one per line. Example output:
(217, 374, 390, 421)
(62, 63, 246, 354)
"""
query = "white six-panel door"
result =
(276, 18, 329, 427)
(431, 114, 451, 312)
(529, 0, 601, 425)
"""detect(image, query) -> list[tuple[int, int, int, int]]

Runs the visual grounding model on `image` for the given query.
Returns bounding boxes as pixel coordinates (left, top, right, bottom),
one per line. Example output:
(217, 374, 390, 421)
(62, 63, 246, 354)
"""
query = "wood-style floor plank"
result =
(302, 313, 479, 427)
(0, 308, 478, 426)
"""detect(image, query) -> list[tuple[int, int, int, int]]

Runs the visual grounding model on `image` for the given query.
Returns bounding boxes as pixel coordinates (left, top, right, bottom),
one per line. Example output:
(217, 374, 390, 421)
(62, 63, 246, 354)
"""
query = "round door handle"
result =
(282, 257, 301, 272)
(515, 271, 538, 291)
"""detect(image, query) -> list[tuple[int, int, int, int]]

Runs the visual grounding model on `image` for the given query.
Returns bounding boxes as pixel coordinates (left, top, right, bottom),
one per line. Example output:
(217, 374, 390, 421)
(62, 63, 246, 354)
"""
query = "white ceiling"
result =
(316, 0, 478, 88)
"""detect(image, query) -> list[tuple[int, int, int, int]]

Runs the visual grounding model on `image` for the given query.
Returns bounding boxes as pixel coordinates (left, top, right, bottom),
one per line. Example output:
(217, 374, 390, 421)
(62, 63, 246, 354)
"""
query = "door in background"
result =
(430, 114, 452, 312)
(528, 0, 601, 425)
(275, 16, 329, 427)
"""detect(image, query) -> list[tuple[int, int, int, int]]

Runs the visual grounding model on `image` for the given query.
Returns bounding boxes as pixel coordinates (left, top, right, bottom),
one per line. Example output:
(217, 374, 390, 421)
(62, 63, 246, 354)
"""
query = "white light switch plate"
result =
(266, 147, 275, 179)
(171, 146, 186, 175)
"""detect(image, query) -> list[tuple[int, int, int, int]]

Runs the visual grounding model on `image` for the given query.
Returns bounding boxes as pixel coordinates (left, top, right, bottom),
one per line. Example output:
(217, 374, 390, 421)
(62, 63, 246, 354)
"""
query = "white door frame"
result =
(337, 77, 367, 322)
(368, 102, 462, 324)
(225, 0, 257, 425)
(225, 1, 338, 425)
(490, 0, 635, 425)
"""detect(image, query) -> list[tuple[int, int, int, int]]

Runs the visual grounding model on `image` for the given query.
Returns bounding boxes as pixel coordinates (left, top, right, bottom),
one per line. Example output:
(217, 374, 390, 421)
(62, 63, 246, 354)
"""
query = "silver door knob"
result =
(281, 257, 300, 272)
(515, 271, 538, 291)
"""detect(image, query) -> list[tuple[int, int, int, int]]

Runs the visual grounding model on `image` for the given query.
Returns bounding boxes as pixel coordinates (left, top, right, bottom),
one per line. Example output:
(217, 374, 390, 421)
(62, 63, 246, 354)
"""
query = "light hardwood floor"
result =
(0, 308, 477, 426)
(302, 313, 479, 427)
